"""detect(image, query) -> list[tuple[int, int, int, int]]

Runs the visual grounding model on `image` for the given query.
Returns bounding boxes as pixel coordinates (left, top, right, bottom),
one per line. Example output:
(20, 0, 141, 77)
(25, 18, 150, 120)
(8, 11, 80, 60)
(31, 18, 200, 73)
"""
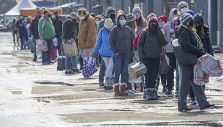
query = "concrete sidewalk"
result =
(0, 32, 223, 127)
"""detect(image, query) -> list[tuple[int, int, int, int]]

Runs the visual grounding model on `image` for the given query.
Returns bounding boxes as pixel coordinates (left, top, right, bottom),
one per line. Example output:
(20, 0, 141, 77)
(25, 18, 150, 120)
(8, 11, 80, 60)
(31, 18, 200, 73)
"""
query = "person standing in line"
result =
(77, 8, 97, 70)
(30, 11, 42, 62)
(138, 13, 167, 100)
(93, 18, 114, 90)
(162, 8, 180, 95)
(38, 11, 56, 65)
(97, 7, 116, 86)
(52, 11, 63, 56)
(16, 15, 28, 50)
(132, 4, 147, 34)
(63, 13, 79, 74)
(11, 19, 19, 46)
(177, 13, 214, 112)
(109, 13, 135, 96)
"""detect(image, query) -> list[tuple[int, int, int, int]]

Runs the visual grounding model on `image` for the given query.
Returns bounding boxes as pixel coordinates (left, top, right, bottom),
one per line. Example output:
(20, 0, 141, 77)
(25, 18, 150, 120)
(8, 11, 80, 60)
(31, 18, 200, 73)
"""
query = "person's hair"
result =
(136, 14, 146, 26)
(95, 15, 101, 21)
(44, 10, 49, 15)
(90, 13, 96, 18)
(78, 8, 87, 15)
(126, 21, 137, 33)
(196, 25, 206, 39)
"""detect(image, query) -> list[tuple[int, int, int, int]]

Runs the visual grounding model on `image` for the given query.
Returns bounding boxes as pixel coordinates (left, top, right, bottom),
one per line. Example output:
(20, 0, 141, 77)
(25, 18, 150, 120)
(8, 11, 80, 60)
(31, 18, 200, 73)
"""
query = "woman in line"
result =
(138, 13, 168, 100)
(109, 13, 135, 96)
(177, 13, 214, 112)
(93, 18, 114, 90)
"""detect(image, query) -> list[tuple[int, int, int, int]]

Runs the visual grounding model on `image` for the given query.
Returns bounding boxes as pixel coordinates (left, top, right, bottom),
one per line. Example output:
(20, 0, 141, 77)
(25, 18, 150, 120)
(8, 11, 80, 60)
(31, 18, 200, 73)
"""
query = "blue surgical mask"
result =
(119, 20, 126, 26)
(159, 21, 165, 28)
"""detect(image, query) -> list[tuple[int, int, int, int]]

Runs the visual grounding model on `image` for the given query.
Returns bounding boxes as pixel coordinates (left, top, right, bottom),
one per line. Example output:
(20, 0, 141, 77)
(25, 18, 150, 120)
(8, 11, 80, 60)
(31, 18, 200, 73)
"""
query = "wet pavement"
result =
(0, 32, 223, 127)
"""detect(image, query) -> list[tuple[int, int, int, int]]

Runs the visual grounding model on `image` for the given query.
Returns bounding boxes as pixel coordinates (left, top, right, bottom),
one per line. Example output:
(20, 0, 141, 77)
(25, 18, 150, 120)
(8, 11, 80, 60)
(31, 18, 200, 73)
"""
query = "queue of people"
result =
(11, 1, 217, 112)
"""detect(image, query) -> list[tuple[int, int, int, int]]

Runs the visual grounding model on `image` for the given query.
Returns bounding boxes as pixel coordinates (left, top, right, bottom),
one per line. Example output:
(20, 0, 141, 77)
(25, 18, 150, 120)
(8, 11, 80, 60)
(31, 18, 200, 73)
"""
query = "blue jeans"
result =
(65, 56, 78, 71)
(113, 53, 130, 84)
(99, 56, 106, 83)
(42, 39, 52, 63)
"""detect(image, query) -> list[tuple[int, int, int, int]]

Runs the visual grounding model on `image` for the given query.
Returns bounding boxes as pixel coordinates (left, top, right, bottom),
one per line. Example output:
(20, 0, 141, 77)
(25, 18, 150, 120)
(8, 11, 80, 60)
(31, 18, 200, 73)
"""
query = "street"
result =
(0, 32, 223, 127)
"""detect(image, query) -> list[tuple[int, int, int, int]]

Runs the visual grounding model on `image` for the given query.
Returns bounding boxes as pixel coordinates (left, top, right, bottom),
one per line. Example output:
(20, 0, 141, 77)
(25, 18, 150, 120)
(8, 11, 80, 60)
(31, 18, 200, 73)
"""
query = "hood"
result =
(117, 14, 126, 27)
(169, 8, 177, 23)
(106, 7, 116, 17)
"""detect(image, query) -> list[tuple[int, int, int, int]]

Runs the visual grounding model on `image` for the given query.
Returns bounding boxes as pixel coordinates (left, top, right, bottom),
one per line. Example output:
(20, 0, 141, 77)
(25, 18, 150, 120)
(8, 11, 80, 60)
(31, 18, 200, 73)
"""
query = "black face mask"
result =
(47, 14, 51, 18)
(109, 14, 116, 22)
(149, 23, 158, 33)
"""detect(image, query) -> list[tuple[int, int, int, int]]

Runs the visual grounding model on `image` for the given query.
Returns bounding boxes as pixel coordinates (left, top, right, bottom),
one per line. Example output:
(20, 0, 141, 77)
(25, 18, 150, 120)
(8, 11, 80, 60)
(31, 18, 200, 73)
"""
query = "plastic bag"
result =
(82, 57, 96, 78)
(36, 39, 48, 52)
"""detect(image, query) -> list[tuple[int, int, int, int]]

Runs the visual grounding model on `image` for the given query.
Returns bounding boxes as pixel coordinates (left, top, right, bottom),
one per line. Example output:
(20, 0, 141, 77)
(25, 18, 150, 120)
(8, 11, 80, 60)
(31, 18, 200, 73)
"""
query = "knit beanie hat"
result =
(158, 15, 168, 23)
(132, 4, 142, 14)
(180, 13, 193, 26)
(106, 7, 116, 17)
(177, 1, 188, 9)
(104, 18, 113, 29)
(194, 13, 204, 26)
(126, 13, 135, 23)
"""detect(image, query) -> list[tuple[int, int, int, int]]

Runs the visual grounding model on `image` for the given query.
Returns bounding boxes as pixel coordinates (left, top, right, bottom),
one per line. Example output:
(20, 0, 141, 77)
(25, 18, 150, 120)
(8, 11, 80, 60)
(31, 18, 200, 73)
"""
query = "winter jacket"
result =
(178, 25, 205, 57)
(77, 14, 97, 50)
(52, 17, 63, 37)
(30, 16, 41, 39)
(137, 28, 168, 59)
(62, 17, 77, 40)
(199, 25, 214, 56)
(93, 27, 112, 57)
(109, 14, 134, 55)
(38, 17, 56, 39)
(16, 19, 27, 35)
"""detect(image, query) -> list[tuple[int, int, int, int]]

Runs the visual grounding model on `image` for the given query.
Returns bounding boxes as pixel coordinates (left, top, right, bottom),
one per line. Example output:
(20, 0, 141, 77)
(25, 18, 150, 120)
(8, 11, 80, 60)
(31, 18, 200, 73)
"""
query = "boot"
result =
(151, 88, 158, 100)
(33, 55, 37, 62)
(162, 83, 167, 93)
(113, 83, 120, 96)
(104, 77, 113, 90)
(119, 83, 128, 96)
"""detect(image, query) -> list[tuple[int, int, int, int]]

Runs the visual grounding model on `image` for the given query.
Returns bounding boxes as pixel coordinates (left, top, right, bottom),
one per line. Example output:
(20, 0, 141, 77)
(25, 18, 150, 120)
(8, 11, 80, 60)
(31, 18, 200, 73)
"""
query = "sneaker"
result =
(99, 81, 104, 86)
(188, 101, 198, 109)
(200, 104, 215, 110)
(104, 85, 113, 90)
(178, 107, 193, 112)
(65, 70, 74, 75)
(72, 68, 80, 73)
(124, 89, 135, 95)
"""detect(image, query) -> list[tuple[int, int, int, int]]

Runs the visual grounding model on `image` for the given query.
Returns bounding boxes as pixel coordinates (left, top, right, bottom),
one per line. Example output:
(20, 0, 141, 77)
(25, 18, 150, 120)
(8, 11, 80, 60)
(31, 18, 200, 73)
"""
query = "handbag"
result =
(82, 57, 97, 78)
(63, 39, 78, 57)
(36, 39, 48, 52)
(173, 39, 197, 66)
(160, 54, 171, 74)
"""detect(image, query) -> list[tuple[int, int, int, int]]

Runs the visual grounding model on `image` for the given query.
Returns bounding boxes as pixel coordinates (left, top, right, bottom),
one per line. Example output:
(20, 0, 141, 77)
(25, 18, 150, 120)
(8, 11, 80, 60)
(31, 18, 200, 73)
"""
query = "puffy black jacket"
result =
(178, 26, 205, 57)
(138, 28, 167, 59)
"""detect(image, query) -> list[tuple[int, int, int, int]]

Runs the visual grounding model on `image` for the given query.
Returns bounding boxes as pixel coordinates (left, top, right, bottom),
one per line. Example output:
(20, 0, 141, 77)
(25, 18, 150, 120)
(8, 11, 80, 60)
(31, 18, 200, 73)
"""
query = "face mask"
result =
(119, 20, 126, 26)
(180, 8, 189, 15)
(47, 14, 51, 18)
(133, 12, 141, 20)
(96, 21, 100, 25)
(109, 14, 116, 22)
(79, 16, 85, 20)
(52, 15, 56, 19)
(159, 21, 165, 28)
